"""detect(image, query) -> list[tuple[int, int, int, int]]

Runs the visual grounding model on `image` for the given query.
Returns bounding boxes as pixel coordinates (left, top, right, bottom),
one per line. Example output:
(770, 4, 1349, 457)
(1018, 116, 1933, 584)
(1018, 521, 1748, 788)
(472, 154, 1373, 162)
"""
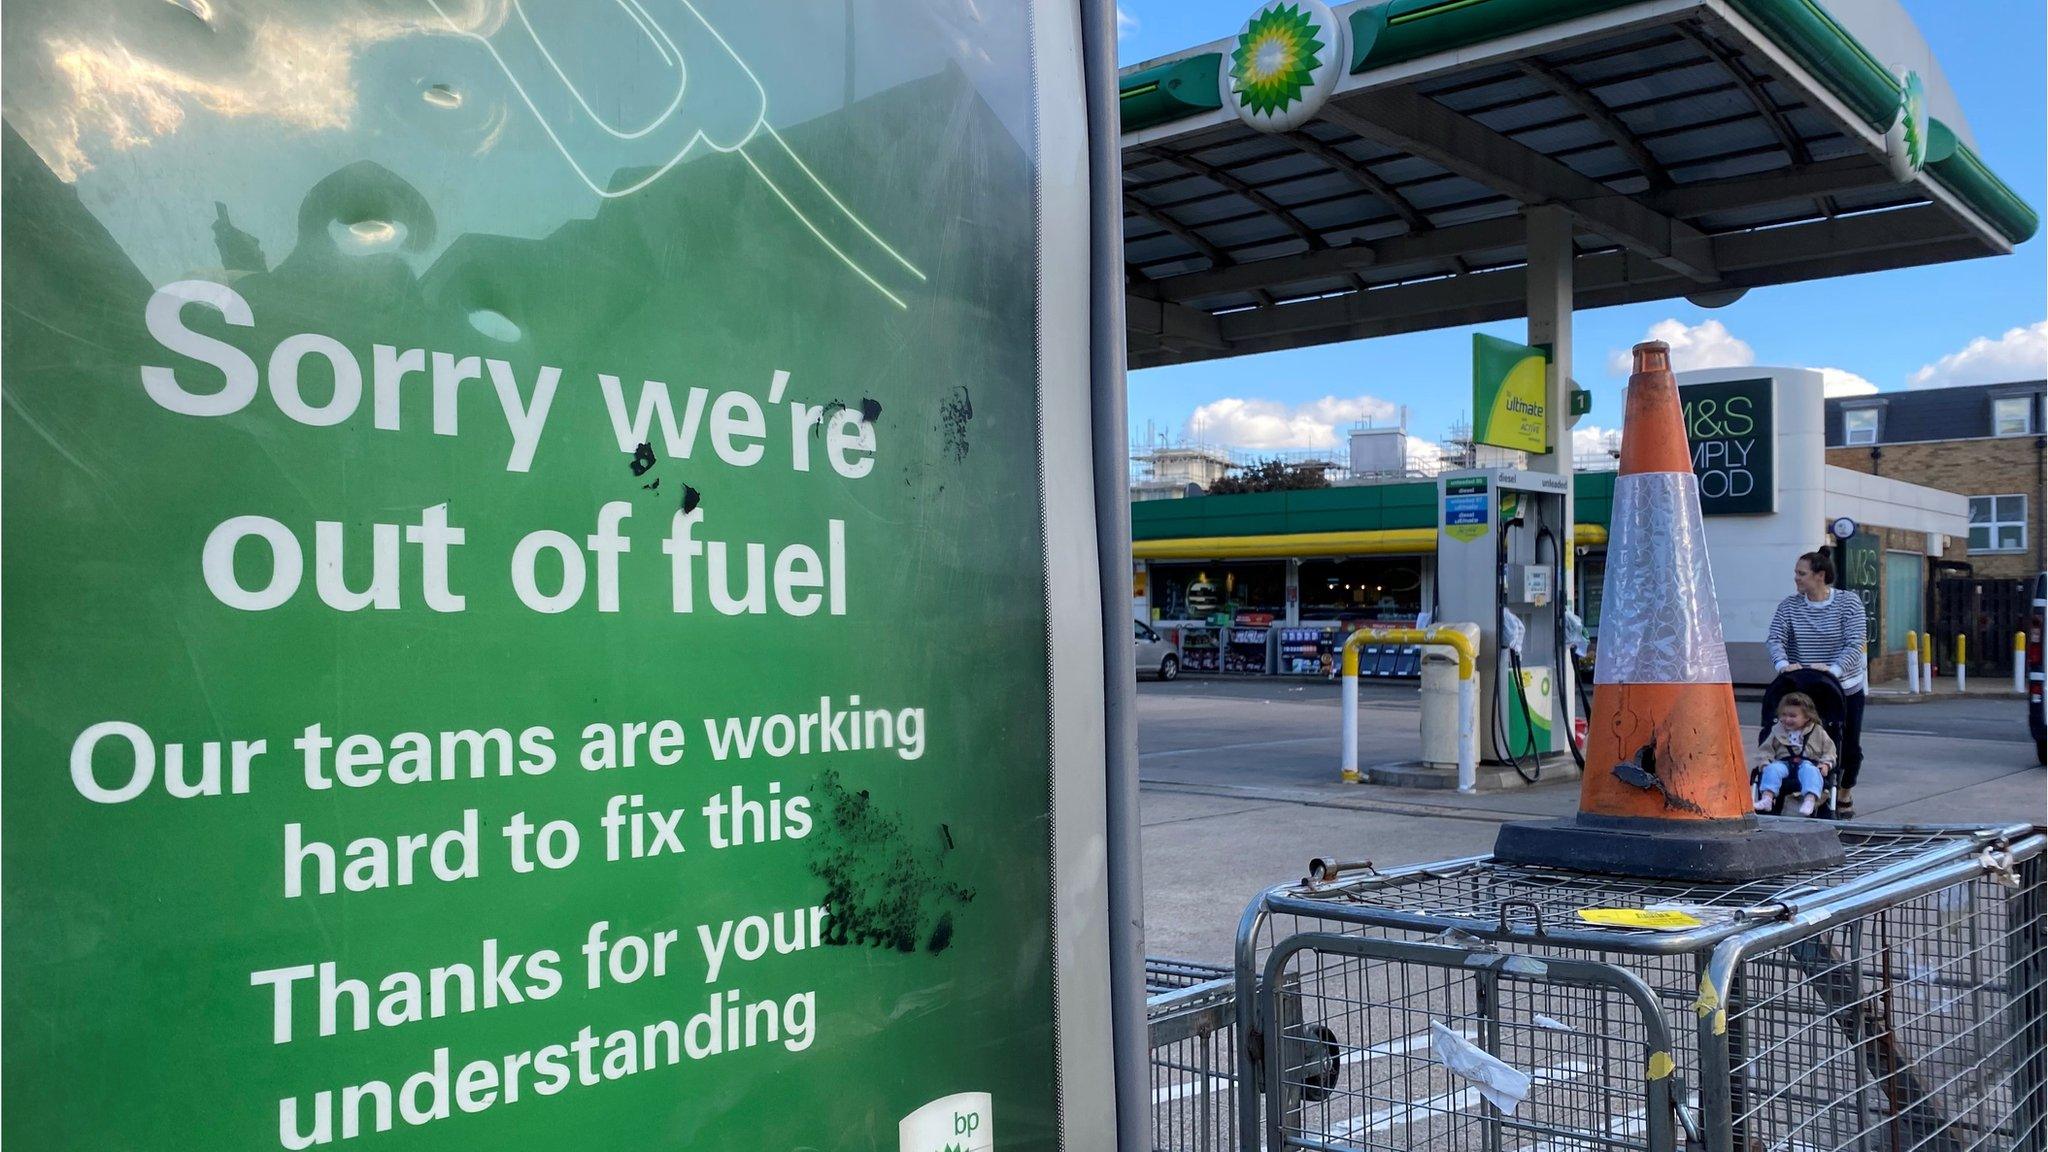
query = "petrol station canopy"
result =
(1120, 0, 2039, 370)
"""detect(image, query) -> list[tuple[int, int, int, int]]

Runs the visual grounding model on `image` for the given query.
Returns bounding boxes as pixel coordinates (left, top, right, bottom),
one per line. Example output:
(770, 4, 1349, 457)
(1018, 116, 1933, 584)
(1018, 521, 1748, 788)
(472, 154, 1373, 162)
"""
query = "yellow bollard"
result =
(1340, 640, 1365, 784)
(1906, 630, 1921, 694)
(2018, 632, 2029, 694)
(1922, 631, 1935, 677)
(1956, 635, 1968, 693)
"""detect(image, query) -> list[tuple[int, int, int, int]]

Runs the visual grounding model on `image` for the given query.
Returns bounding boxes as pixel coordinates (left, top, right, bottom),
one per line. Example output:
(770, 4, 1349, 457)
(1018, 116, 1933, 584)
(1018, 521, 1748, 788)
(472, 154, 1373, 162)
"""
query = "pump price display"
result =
(1678, 378, 1776, 515)
(0, 2, 1113, 1150)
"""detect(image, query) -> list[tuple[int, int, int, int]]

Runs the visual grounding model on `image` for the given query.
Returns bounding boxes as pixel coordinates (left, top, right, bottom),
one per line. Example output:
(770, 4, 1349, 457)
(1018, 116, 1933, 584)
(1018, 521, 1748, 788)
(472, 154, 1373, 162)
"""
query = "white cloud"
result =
(1607, 318, 1754, 376)
(1908, 320, 2048, 389)
(1185, 394, 1399, 450)
(1816, 367, 1877, 397)
(1572, 423, 1623, 460)
(1404, 436, 1447, 473)
(1117, 5, 1139, 34)
(1609, 319, 1879, 398)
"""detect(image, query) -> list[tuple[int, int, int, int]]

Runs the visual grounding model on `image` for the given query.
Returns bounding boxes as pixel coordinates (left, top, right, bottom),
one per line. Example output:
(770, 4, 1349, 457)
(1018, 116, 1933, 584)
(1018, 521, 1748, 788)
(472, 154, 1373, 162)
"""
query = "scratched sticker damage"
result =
(626, 438, 701, 512)
(939, 386, 973, 462)
(807, 770, 973, 953)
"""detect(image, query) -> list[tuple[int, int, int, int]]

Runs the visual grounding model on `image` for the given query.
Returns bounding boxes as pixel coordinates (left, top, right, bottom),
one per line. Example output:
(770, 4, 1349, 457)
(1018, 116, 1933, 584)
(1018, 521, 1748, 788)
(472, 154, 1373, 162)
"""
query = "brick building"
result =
(1826, 381, 2045, 677)
(1826, 381, 2047, 581)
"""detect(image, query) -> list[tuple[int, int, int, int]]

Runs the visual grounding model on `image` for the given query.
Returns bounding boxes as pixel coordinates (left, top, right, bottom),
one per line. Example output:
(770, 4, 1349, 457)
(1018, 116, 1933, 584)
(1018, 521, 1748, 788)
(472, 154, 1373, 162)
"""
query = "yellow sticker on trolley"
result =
(1576, 907, 1705, 931)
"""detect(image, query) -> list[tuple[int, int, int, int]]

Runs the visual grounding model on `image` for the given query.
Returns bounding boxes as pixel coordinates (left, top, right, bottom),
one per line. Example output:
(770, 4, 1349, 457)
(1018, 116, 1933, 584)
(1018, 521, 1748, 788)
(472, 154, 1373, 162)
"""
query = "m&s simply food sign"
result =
(1678, 377, 1775, 515)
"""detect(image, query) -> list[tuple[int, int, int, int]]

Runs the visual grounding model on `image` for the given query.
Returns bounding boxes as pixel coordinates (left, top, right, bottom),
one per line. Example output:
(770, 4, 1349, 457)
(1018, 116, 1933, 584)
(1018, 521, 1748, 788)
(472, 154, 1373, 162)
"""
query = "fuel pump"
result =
(1434, 468, 1580, 776)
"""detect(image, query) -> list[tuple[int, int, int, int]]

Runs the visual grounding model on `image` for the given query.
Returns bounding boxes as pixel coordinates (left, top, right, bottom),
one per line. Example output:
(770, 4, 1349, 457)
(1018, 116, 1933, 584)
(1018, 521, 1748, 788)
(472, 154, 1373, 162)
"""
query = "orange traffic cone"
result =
(1493, 341, 1842, 880)
(1579, 342, 1749, 823)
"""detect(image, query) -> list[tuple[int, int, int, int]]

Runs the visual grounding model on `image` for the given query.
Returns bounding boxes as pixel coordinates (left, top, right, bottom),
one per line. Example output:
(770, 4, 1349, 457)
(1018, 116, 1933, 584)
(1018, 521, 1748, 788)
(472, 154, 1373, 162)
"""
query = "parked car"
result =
(1135, 620, 1179, 681)
(2029, 572, 2044, 764)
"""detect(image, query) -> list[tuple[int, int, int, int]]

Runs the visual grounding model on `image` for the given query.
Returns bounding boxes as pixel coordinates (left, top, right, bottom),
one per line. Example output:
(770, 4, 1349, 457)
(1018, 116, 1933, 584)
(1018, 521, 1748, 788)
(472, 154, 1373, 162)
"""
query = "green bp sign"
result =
(1225, 0, 1347, 132)
(1887, 68, 1930, 181)
(1, 1, 1117, 1149)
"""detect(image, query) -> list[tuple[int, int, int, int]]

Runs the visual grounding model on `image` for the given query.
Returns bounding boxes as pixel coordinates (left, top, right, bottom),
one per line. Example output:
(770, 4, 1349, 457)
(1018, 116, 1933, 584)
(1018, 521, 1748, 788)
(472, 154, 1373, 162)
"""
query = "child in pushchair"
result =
(1753, 668, 1848, 817)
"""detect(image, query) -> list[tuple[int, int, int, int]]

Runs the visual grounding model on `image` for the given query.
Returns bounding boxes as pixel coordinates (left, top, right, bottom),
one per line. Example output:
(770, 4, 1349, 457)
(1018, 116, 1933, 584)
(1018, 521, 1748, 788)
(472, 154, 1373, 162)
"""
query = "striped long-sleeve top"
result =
(1765, 589, 1867, 694)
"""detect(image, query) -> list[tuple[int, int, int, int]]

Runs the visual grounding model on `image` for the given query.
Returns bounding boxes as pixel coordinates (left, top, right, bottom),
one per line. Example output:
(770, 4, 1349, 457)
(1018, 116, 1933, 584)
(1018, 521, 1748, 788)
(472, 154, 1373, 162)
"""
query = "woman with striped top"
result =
(1766, 550, 1867, 816)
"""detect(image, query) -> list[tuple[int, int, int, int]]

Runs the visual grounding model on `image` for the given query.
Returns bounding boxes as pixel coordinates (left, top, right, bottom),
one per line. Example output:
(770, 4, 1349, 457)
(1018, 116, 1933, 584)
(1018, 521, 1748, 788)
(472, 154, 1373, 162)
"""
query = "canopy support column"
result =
(1526, 204, 1578, 731)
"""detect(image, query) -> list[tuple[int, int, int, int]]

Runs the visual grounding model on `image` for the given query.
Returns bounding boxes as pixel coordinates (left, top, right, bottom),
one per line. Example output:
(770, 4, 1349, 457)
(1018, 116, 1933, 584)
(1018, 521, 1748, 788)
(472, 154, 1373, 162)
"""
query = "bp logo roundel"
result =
(1224, 0, 1346, 133)
(1885, 68, 1928, 180)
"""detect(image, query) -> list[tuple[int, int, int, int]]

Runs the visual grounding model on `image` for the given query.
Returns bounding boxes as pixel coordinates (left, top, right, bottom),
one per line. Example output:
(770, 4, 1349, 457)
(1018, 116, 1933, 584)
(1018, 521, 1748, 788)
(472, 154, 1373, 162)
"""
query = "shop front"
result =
(1132, 370, 1973, 686)
(1131, 484, 1444, 676)
(1674, 367, 1971, 683)
(1141, 552, 1431, 677)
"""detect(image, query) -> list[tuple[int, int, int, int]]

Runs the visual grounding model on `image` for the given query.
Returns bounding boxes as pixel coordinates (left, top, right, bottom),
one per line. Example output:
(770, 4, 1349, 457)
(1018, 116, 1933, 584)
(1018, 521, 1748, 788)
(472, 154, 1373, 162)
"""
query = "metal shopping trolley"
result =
(1228, 823, 2047, 1152)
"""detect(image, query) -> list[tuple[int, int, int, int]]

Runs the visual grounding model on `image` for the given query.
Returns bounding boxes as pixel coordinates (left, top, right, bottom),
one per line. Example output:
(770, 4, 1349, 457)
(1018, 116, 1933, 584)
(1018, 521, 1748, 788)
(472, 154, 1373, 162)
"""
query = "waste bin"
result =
(1419, 649, 1461, 766)
(1416, 622, 1478, 768)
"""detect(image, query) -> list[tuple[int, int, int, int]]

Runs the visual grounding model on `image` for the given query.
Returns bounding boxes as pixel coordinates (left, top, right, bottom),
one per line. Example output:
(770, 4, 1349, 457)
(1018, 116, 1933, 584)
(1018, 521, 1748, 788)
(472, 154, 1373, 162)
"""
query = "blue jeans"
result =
(1759, 759, 1825, 798)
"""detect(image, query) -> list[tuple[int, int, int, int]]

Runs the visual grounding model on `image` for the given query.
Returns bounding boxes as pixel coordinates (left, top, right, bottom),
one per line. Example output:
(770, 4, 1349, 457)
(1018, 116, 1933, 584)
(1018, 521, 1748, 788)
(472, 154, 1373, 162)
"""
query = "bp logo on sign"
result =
(1224, 0, 1345, 132)
(900, 1092, 993, 1152)
(1507, 668, 1554, 755)
(1472, 334, 1551, 454)
(1886, 68, 1929, 181)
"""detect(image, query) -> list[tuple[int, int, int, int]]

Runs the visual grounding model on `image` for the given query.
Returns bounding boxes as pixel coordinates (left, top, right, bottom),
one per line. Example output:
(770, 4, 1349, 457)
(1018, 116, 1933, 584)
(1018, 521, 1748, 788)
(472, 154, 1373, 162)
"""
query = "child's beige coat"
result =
(1757, 721, 1837, 769)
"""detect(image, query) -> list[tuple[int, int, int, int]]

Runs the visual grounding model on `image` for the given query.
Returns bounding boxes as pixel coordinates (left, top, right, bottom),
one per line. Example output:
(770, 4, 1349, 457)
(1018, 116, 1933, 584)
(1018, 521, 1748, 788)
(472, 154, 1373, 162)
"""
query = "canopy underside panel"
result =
(1123, 3, 2029, 369)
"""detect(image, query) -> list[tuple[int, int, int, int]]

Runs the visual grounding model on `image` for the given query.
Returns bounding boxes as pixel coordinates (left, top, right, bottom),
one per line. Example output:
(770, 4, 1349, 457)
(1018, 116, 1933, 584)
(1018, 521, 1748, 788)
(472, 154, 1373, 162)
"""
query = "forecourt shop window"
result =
(1149, 561, 1285, 619)
(1298, 558, 1424, 622)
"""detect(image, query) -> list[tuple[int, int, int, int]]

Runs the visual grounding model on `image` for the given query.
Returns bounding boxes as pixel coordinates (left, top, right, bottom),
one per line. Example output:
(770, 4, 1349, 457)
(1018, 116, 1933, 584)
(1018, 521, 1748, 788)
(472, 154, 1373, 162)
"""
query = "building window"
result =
(1993, 396, 2035, 437)
(1297, 558, 1424, 623)
(1843, 407, 1879, 445)
(1968, 494, 2028, 553)
(1147, 561, 1287, 621)
(1883, 552, 1923, 652)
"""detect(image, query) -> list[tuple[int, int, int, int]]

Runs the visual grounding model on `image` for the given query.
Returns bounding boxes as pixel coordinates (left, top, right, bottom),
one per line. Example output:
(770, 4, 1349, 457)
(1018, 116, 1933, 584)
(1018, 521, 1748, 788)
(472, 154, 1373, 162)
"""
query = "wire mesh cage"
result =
(1150, 969, 1239, 1152)
(1226, 822, 2046, 1152)
(1150, 958, 1234, 995)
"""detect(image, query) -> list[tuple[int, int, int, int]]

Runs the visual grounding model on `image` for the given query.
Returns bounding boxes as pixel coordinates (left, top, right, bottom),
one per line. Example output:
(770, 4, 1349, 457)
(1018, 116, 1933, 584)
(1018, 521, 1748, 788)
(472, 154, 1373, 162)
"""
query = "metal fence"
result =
(1210, 822, 2046, 1152)
(1933, 577, 2033, 673)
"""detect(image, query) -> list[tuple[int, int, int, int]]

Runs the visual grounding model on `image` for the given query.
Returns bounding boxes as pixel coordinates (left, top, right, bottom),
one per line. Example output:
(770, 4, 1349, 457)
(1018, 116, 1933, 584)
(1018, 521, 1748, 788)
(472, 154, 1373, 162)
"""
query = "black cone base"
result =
(1491, 814, 1846, 882)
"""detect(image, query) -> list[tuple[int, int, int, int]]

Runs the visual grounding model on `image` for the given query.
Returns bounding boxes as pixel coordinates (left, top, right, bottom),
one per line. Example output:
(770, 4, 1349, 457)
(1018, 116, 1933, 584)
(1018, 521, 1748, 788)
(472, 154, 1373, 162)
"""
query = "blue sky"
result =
(1115, 0, 2047, 455)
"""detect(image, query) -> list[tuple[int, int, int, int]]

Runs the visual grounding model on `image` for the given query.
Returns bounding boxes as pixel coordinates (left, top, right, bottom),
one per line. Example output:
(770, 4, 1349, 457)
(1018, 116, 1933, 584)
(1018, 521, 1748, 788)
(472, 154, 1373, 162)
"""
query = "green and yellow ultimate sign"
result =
(1472, 333, 1552, 455)
(1225, 0, 1345, 132)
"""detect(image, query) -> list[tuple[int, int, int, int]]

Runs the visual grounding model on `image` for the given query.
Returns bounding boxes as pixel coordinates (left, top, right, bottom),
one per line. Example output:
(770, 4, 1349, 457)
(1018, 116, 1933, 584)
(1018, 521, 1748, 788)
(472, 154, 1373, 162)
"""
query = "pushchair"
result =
(1752, 667, 1848, 819)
